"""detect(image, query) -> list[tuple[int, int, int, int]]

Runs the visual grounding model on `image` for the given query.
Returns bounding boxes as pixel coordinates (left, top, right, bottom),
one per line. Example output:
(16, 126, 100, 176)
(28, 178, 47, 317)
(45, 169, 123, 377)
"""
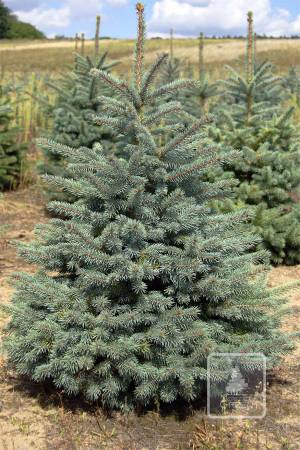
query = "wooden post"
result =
(199, 32, 205, 83)
(75, 32, 79, 52)
(247, 11, 254, 83)
(95, 15, 101, 58)
(170, 28, 174, 63)
(81, 32, 85, 56)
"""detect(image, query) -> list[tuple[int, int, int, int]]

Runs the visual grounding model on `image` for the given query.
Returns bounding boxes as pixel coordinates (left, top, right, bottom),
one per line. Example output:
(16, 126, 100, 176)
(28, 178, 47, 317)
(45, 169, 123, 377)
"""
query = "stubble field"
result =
(1, 37, 300, 73)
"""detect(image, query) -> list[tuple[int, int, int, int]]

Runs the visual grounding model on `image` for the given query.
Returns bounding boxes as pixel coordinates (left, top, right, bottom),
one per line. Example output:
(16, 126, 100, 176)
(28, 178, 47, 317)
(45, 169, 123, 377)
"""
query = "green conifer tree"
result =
(210, 12, 300, 265)
(4, 3, 293, 410)
(0, 84, 26, 190)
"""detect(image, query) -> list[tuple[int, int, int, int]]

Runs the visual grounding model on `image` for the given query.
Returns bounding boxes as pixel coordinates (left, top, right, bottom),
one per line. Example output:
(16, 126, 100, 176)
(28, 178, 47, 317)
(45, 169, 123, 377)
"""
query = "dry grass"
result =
(1, 38, 300, 75)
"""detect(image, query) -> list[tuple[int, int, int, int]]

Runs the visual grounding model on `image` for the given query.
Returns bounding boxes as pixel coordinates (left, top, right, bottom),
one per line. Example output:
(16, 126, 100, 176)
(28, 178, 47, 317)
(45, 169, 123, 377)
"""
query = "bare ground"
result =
(0, 188, 299, 450)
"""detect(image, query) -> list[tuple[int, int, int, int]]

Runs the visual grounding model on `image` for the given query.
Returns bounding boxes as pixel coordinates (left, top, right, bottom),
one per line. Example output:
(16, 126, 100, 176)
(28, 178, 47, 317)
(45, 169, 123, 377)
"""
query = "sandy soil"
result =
(0, 188, 299, 449)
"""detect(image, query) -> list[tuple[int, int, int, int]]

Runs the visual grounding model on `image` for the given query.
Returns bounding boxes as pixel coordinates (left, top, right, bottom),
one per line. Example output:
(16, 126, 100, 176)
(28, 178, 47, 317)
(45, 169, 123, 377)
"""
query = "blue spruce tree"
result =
(39, 51, 118, 201)
(47, 52, 118, 154)
(160, 31, 217, 120)
(4, 4, 293, 410)
(282, 66, 300, 107)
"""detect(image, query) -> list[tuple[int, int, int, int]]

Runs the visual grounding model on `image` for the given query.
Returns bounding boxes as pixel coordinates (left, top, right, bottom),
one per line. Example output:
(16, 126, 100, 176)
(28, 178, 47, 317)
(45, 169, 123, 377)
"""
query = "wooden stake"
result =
(81, 32, 85, 56)
(95, 15, 101, 58)
(247, 11, 254, 82)
(170, 28, 174, 63)
(199, 32, 205, 82)
(75, 33, 79, 52)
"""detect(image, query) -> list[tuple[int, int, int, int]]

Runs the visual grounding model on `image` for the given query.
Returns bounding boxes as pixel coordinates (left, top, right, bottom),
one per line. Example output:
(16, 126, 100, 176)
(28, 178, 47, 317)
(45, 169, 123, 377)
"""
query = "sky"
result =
(5, 0, 300, 38)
